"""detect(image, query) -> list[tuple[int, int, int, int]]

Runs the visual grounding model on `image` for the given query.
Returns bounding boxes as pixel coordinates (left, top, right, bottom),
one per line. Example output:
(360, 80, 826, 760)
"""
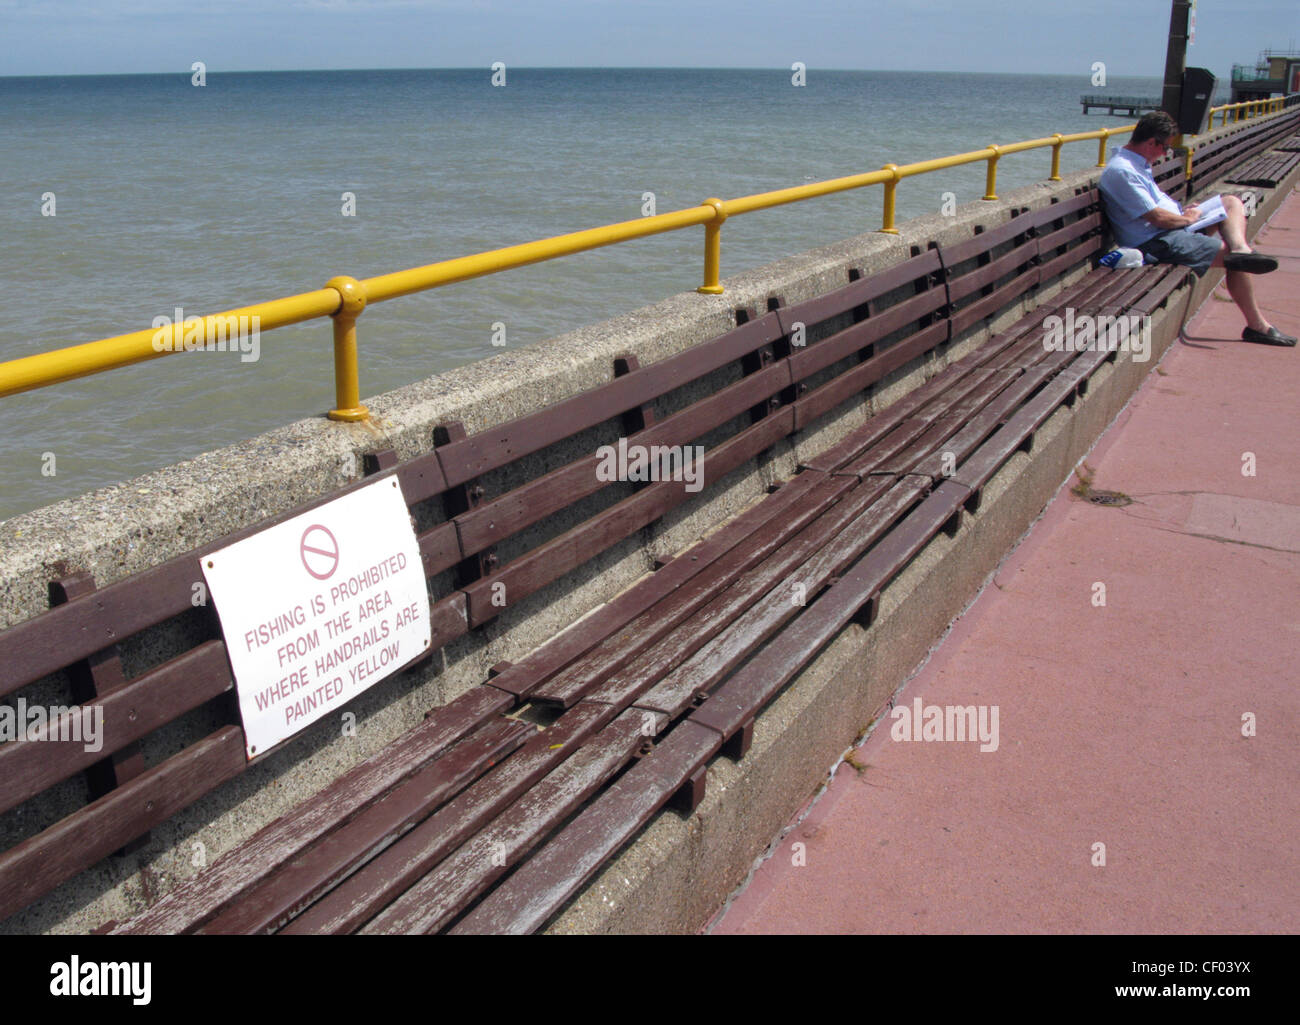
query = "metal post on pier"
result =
(1160, 0, 1191, 143)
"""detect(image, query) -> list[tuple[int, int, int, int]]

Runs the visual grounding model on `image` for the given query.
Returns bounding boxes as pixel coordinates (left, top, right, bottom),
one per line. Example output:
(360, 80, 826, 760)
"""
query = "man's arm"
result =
(1142, 204, 1201, 231)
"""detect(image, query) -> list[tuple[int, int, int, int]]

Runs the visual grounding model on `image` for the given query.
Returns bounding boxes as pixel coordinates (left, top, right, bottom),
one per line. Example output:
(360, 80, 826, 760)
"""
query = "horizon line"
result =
(0, 64, 1170, 81)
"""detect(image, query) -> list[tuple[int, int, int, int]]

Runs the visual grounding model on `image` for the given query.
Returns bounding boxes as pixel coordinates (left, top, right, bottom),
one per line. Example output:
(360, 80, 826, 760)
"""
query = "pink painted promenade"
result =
(710, 186, 1300, 935)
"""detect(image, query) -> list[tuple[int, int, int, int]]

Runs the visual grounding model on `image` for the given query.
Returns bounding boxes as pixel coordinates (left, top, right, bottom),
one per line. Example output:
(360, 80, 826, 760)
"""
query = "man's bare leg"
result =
(1206, 197, 1273, 334)
(1215, 194, 1253, 254)
(1221, 267, 1270, 333)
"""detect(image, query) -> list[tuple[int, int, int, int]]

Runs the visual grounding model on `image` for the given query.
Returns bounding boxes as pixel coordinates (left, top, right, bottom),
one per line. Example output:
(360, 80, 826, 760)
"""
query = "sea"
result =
(0, 68, 1215, 521)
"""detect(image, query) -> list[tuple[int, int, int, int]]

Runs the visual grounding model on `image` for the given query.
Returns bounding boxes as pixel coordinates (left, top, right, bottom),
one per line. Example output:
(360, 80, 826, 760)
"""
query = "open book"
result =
(1185, 195, 1227, 234)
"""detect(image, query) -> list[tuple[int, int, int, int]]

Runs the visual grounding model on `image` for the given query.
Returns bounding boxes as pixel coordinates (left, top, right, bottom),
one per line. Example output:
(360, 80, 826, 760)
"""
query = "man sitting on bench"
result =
(1098, 110, 1295, 347)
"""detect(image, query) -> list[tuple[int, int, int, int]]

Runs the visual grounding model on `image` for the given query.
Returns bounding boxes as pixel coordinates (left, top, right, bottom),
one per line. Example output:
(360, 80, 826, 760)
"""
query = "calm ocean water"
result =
(0, 68, 1199, 520)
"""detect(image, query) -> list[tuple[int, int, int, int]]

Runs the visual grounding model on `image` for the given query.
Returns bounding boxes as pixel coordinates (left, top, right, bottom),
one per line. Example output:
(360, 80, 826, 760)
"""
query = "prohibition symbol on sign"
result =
(300, 524, 340, 580)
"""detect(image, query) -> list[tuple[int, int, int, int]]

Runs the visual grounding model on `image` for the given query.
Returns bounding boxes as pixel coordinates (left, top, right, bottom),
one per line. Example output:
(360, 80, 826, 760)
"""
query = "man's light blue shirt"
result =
(1098, 147, 1182, 249)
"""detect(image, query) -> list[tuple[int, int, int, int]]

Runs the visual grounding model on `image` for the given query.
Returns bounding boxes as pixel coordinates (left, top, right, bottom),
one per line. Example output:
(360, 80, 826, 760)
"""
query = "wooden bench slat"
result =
(1027, 191, 1099, 227)
(415, 521, 464, 580)
(112, 685, 512, 934)
(361, 710, 650, 934)
(804, 261, 1113, 478)
(868, 418, 971, 477)
(775, 249, 942, 332)
(838, 366, 1006, 478)
(949, 262, 1041, 337)
(791, 321, 951, 432)
(787, 288, 948, 384)
(1130, 266, 1191, 316)
(910, 369, 1053, 481)
(278, 700, 618, 934)
(532, 473, 856, 708)
(939, 214, 1032, 267)
(486, 469, 829, 700)
(1100, 265, 1173, 313)
(800, 337, 994, 474)
(1036, 211, 1102, 255)
(633, 474, 930, 719)
(433, 313, 784, 487)
(578, 475, 898, 713)
(452, 361, 791, 558)
(951, 355, 1089, 494)
(1037, 235, 1103, 283)
(446, 720, 722, 935)
(0, 639, 233, 817)
(459, 409, 795, 627)
(939, 367, 1024, 423)
(197, 716, 532, 934)
(946, 237, 1038, 304)
(836, 417, 943, 479)
(392, 451, 449, 506)
(690, 478, 972, 744)
(428, 592, 471, 651)
(0, 726, 248, 923)
(1225, 150, 1300, 187)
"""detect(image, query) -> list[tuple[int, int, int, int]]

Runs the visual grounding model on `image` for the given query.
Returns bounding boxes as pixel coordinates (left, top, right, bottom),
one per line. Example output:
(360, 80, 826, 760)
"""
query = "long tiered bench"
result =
(1, 171, 1205, 935)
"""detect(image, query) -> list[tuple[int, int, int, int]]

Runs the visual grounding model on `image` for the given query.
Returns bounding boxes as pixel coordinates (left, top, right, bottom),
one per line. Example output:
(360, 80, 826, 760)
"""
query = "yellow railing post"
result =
(326, 275, 369, 422)
(1097, 128, 1110, 168)
(983, 145, 1001, 201)
(879, 164, 901, 234)
(1049, 134, 1064, 181)
(697, 198, 727, 295)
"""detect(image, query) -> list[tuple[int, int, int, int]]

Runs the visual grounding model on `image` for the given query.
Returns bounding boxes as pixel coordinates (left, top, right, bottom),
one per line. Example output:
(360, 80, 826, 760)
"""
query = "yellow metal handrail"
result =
(1, 100, 1292, 420)
(1210, 96, 1288, 126)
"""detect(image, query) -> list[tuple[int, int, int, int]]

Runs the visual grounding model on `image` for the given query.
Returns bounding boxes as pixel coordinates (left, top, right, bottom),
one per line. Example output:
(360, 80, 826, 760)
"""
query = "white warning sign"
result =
(201, 476, 431, 759)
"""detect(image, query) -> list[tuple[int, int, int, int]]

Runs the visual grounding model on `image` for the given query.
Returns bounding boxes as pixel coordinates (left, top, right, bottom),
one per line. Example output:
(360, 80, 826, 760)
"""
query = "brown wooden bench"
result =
(1189, 109, 1300, 196)
(450, 211, 1193, 935)
(1223, 149, 1300, 188)
(269, 192, 1192, 935)
(2, 183, 1193, 935)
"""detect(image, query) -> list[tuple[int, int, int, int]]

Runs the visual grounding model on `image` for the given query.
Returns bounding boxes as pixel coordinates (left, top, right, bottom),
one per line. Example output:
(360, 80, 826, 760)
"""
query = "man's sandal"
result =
(1241, 326, 1297, 347)
(1223, 252, 1278, 274)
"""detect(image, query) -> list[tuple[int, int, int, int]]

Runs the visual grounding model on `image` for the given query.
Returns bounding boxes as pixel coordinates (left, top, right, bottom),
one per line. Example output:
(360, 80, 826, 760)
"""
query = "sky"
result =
(1, 0, 1298, 79)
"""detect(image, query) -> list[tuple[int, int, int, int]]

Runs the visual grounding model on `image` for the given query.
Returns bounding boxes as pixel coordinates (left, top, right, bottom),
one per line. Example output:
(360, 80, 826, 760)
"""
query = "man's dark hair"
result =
(1131, 110, 1179, 145)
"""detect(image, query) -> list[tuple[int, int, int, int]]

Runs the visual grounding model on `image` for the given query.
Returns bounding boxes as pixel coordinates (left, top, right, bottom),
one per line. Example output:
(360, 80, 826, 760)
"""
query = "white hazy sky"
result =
(1, 0, 1297, 79)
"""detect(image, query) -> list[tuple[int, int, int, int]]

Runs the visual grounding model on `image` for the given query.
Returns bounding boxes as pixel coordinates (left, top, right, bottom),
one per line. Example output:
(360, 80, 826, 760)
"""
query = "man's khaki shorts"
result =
(1138, 229, 1222, 278)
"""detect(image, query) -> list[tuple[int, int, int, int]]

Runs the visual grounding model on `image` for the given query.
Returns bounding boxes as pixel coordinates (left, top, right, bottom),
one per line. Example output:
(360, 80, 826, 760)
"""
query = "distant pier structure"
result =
(1080, 94, 1162, 116)
(1231, 49, 1300, 103)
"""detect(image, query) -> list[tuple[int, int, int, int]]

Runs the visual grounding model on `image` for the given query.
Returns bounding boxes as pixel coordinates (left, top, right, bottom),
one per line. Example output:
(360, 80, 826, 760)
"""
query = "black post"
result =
(1161, 0, 1192, 122)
